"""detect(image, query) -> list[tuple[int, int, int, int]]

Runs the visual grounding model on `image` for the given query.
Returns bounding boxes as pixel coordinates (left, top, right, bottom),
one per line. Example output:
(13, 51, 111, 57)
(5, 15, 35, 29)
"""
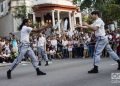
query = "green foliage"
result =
(14, 5, 26, 19)
(11, 52, 18, 59)
(82, 15, 93, 33)
(77, 0, 120, 23)
(81, 0, 94, 10)
(102, 4, 120, 20)
(73, 0, 82, 4)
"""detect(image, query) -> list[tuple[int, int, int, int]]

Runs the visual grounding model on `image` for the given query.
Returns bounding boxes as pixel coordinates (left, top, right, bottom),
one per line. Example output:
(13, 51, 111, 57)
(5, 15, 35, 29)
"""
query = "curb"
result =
(0, 61, 31, 67)
(0, 63, 11, 67)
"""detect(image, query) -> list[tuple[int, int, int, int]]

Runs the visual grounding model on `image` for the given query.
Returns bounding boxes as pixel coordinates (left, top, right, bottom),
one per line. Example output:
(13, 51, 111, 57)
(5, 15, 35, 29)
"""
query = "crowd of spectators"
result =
(0, 28, 120, 64)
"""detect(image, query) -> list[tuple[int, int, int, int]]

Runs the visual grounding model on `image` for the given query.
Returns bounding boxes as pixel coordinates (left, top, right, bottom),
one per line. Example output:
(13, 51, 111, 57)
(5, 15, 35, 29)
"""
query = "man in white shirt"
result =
(37, 33, 49, 66)
(80, 11, 120, 73)
(7, 19, 46, 79)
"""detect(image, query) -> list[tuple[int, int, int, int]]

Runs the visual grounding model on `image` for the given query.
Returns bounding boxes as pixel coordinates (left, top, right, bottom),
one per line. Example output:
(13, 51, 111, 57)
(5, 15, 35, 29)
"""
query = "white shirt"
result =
(92, 18, 105, 37)
(38, 36, 46, 47)
(0, 41, 5, 46)
(51, 39, 57, 50)
(51, 39, 57, 46)
(116, 34, 120, 38)
(20, 26, 32, 43)
(50, 50, 56, 55)
(4, 44, 11, 53)
(62, 40, 68, 46)
(67, 31, 74, 37)
(106, 34, 112, 40)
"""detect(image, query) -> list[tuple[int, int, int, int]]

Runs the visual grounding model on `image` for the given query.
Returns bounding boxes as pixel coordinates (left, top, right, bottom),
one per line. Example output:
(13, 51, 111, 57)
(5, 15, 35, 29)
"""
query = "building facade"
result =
(33, 0, 82, 33)
(0, 0, 82, 36)
(0, 0, 33, 37)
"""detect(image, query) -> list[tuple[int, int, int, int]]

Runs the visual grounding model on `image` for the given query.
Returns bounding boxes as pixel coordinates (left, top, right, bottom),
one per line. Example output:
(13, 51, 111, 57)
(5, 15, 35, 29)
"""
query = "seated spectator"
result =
(49, 47, 56, 59)
(117, 41, 120, 57)
(0, 51, 4, 63)
(3, 40, 11, 54)
(2, 50, 12, 63)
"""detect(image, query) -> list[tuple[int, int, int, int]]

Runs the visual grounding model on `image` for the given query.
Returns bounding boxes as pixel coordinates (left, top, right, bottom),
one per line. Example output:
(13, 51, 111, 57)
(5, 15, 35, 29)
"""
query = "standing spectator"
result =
(88, 33, 96, 58)
(73, 37, 79, 58)
(0, 51, 4, 63)
(32, 41, 38, 56)
(79, 37, 84, 58)
(117, 40, 120, 57)
(68, 38, 73, 58)
(83, 34, 89, 58)
(51, 36, 57, 50)
(37, 33, 49, 66)
(0, 37, 2, 53)
(11, 35, 18, 59)
(62, 37, 68, 58)
(56, 37, 63, 59)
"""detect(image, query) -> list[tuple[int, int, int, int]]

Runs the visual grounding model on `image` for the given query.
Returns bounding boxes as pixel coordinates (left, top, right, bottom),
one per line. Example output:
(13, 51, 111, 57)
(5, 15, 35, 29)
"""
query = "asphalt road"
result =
(0, 58, 120, 86)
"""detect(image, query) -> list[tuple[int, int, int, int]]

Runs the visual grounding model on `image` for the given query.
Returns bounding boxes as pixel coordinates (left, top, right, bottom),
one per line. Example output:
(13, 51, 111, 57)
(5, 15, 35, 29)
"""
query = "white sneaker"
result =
(48, 61, 53, 64)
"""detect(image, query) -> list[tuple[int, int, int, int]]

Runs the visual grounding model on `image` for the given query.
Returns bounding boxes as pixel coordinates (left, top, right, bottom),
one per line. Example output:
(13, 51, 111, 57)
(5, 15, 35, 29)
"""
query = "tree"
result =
(14, 5, 26, 19)
(75, 0, 120, 25)
(13, 0, 27, 19)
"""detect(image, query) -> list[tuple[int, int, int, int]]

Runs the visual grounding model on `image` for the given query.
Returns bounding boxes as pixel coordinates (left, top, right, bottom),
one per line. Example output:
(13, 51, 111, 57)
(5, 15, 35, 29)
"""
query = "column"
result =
(41, 13, 44, 26)
(79, 12, 82, 25)
(69, 11, 72, 31)
(33, 12, 36, 24)
(72, 11, 75, 31)
(57, 10, 60, 33)
(52, 10, 55, 27)
(74, 12, 76, 25)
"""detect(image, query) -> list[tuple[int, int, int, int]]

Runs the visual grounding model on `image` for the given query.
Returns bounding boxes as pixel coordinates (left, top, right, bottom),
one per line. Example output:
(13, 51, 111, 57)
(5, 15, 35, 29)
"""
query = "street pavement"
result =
(0, 58, 120, 86)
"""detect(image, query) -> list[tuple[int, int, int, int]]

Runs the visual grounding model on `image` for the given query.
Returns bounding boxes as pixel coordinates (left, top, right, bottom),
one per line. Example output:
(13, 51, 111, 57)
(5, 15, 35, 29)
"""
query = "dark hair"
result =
(91, 11, 101, 17)
(18, 19, 29, 31)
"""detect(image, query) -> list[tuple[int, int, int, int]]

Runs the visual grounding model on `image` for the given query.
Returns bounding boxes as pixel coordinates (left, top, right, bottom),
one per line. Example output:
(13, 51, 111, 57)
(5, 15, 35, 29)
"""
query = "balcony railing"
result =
(34, 0, 74, 6)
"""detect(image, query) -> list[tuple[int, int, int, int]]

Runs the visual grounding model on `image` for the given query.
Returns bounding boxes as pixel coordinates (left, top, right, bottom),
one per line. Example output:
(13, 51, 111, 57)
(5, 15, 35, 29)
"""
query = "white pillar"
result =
(69, 11, 72, 31)
(57, 10, 60, 33)
(41, 14, 44, 26)
(52, 10, 55, 27)
(33, 12, 36, 24)
(79, 13, 82, 25)
(72, 12, 76, 31)
(74, 13, 76, 25)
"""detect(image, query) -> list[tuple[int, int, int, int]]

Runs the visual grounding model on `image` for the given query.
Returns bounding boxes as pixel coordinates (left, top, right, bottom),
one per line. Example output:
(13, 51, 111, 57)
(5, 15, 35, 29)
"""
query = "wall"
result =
(0, 13, 13, 37)
(11, 0, 33, 7)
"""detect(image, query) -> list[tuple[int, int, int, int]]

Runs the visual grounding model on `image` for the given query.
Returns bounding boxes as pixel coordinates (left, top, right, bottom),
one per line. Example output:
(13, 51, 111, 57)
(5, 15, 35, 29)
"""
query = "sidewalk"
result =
(0, 63, 11, 67)
(0, 61, 31, 67)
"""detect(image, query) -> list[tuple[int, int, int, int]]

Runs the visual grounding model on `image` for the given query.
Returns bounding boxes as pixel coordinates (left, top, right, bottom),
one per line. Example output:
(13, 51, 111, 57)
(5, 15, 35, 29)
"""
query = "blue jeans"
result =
(88, 45, 95, 58)
(10, 43, 39, 71)
(93, 36, 120, 66)
(38, 46, 48, 61)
